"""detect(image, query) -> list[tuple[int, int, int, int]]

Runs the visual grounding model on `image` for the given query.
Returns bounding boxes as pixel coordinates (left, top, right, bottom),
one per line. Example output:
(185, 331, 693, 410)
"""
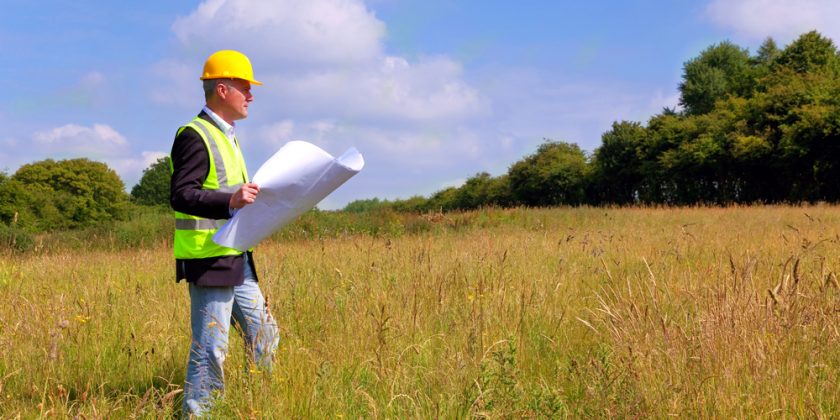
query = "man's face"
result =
(219, 79, 253, 121)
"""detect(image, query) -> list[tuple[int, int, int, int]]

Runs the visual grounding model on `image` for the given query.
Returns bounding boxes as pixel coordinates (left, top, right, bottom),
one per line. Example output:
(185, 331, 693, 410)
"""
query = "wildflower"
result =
(75, 315, 90, 324)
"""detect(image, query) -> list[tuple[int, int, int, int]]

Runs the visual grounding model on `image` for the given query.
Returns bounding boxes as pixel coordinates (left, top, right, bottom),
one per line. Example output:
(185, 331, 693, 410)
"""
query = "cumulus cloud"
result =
(269, 55, 487, 123)
(160, 0, 486, 122)
(257, 120, 295, 148)
(0, 123, 168, 188)
(251, 119, 482, 167)
(152, 0, 492, 207)
(649, 89, 682, 114)
(706, 0, 840, 42)
(33, 123, 128, 158)
(172, 0, 385, 66)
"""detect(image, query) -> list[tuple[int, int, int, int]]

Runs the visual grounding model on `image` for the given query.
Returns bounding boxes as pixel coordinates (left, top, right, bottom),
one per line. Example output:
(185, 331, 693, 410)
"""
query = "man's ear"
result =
(216, 82, 228, 100)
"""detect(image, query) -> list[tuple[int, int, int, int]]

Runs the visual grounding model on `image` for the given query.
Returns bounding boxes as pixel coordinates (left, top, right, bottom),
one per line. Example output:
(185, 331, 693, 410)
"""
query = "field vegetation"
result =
(1, 205, 838, 417)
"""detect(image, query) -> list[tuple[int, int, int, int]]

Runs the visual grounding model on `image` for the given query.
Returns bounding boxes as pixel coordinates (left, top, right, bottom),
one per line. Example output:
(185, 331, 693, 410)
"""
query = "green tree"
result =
(754, 38, 781, 66)
(508, 140, 589, 206)
(453, 172, 504, 210)
(679, 41, 755, 115)
(590, 121, 647, 204)
(426, 187, 460, 212)
(486, 175, 515, 207)
(131, 156, 172, 206)
(745, 31, 840, 201)
(774, 31, 839, 74)
(751, 38, 781, 82)
(10, 158, 128, 230)
(0, 173, 28, 229)
(0, 177, 38, 231)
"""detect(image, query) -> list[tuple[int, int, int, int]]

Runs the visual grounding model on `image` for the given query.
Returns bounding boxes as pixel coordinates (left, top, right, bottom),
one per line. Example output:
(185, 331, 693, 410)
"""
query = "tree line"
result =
(2, 31, 839, 237)
(345, 31, 840, 212)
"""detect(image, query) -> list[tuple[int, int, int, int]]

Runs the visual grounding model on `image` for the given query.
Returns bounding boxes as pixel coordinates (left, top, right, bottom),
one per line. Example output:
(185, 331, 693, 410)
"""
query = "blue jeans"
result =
(182, 255, 279, 416)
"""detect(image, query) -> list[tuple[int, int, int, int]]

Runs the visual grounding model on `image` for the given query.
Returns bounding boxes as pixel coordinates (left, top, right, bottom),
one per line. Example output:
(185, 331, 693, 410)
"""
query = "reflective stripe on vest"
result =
(190, 119, 236, 192)
(171, 116, 250, 258)
(175, 218, 227, 230)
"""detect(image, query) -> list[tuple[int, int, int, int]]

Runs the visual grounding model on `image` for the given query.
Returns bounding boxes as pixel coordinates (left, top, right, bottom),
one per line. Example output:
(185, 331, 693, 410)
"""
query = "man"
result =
(169, 49, 279, 416)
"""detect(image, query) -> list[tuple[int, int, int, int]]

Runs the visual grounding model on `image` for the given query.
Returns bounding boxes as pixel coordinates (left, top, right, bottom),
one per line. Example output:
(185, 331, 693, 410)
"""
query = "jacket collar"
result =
(197, 110, 223, 133)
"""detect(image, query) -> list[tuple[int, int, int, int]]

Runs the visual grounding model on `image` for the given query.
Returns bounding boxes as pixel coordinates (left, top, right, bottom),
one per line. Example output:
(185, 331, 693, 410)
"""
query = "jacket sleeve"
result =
(169, 126, 234, 220)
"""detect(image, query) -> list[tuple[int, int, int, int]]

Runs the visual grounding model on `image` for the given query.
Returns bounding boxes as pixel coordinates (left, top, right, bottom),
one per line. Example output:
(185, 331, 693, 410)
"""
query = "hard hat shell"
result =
(200, 50, 263, 85)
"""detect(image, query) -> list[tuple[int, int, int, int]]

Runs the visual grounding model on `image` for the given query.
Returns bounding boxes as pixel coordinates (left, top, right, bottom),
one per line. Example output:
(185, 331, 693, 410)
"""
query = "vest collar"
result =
(201, 106, 236, 140)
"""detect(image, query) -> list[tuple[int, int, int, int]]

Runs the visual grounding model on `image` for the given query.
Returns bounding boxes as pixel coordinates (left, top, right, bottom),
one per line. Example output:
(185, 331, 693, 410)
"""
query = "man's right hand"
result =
(230, 182, 260, 209)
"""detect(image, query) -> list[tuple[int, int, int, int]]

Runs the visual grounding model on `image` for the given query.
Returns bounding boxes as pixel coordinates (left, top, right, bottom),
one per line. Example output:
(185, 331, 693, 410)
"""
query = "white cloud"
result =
(257, 120, 295, 148)
(270, 55, 486, 123)
(649, 89, 682, 113)
(33, 123, 127, 158)
(706, 0, 840, 43)
(26, 124, 161, 187)
(152, 0, 492, 207)
(310, 120, 336, 138)
(140, 151, 170, 167)
(14, 124, 168, 188)
(172, 0, 384, 66)
(159, 0, 486, 123)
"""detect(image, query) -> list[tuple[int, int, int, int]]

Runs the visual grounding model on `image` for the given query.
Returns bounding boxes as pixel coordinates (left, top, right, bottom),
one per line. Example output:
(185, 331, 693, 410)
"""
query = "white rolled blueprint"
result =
(212, 141, 364, 251)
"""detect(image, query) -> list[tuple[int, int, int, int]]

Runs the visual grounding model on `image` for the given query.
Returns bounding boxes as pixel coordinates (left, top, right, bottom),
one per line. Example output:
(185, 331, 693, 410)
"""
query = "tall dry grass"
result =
(0, 205, 838, 417)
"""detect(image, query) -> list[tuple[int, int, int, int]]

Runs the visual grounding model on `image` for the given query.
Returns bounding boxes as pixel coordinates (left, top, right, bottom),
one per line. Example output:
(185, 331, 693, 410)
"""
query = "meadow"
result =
(1, 205, 839, 418)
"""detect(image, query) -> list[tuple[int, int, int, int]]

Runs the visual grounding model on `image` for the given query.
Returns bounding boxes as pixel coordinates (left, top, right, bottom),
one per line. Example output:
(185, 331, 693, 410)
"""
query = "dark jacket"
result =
(169, 111, 258, 286)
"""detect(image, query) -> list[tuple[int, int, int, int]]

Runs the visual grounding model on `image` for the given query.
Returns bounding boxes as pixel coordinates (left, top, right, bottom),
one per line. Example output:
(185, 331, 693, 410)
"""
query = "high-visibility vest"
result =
(171, 117, 249, 259)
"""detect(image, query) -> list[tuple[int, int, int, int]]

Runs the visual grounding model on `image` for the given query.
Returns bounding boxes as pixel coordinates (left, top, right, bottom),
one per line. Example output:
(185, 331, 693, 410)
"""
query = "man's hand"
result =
(230, 182, 260, 209)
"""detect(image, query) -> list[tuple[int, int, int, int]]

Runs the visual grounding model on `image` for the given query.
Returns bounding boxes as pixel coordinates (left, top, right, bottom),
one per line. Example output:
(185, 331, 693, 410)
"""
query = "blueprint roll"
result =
(213, 141, 364, 251)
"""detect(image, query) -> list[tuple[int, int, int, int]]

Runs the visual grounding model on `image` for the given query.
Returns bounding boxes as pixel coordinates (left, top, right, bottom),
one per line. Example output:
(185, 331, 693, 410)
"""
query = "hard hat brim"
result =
(200, 76, 263, 86)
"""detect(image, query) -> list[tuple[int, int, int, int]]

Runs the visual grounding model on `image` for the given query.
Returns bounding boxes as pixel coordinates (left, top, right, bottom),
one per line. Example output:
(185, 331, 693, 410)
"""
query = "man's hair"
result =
(203, 79, 229, 101)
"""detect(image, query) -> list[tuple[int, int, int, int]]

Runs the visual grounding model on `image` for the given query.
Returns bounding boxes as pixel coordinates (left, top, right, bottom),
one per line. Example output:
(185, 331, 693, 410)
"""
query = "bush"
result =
(4, 158, 129, 231)
(0, 223, 34, 253)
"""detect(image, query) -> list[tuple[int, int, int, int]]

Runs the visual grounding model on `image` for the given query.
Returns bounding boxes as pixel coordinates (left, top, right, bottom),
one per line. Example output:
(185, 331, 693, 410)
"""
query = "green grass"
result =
(1, 205, 839, 417)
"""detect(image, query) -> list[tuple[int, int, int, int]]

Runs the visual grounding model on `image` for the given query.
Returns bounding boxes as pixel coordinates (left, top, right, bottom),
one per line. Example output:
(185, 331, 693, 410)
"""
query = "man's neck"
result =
(205, 104, 235, 126)
(204, 105, 235, 132)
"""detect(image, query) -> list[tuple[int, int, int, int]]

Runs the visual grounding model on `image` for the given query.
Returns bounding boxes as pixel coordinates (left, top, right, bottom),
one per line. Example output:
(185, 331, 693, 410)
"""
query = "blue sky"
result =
(1, 0, 837, 209)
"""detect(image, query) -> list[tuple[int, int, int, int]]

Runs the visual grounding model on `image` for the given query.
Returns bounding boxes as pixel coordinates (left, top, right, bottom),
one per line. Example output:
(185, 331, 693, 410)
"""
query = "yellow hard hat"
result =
(200, 50, 263, 85)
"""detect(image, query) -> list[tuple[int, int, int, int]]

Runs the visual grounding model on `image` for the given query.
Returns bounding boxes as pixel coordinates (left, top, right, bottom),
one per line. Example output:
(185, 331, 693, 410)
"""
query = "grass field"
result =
(1, 205, 839, 418)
